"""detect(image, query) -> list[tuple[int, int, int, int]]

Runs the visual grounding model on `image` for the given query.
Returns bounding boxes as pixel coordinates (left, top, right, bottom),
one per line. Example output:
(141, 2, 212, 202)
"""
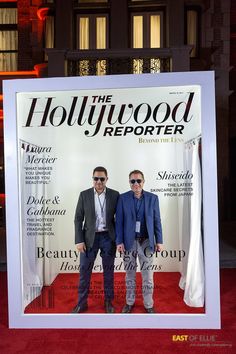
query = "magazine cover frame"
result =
(3, 71, 220, 328)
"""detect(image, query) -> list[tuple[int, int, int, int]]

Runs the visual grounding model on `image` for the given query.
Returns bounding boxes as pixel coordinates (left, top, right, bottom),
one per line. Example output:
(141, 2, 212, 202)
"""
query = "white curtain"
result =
(133, 16, 143, 74)
(0, 31, 18, 71)
(0, 8, 17, 24)
(79, 17, 89, 50)
(20, 139, 60, 309)
(150, 15, 161, 73)
(96, 17, 106, 75)
(96, 17, 106, 49)
(45, 16, 54, 49)
(187, 10, 197, 57)
(20, 140, 45, 309)
(44, 16, 54, 61)
(133, 15, 143, 48)
(78, 17, 89, 76)
(150, 15, 160, 48)
(179, 137, 205, 307)
(0, 51, 17, 71)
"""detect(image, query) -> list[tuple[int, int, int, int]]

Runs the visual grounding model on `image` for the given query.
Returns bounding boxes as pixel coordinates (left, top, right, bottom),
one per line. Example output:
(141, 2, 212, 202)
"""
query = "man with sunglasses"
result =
(116, 169, 163, 314)
(72, 166, 119, 313)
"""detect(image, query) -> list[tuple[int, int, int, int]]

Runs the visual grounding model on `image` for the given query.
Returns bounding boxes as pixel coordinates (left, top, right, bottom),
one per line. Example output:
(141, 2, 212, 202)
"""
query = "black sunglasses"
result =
(130, 179, 143, 184)
(93, 177, 106, 182)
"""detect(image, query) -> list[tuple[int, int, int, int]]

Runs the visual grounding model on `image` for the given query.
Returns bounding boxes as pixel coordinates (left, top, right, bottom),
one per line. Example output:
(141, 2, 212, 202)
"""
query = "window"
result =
(76, 14, 108, 75)
(0, 4, 18, 71)
(45, 16, 54, 51)
(132, 12, 162, 48)
(77, 14, 107, 49)
(185, 8, 200, 58)
(131, 12, 163, 74)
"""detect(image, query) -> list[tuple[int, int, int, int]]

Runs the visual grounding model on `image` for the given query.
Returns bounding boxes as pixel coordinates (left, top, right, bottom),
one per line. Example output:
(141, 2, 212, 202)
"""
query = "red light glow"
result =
(37, 7, 50, 21)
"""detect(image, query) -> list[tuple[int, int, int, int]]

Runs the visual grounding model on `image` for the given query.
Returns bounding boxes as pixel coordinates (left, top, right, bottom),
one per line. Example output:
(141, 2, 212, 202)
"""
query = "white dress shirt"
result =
(94, 188, 107, 232)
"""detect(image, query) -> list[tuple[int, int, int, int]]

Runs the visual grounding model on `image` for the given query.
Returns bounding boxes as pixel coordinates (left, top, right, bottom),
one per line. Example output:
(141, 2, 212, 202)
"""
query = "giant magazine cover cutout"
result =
(3, 72, 220, 328)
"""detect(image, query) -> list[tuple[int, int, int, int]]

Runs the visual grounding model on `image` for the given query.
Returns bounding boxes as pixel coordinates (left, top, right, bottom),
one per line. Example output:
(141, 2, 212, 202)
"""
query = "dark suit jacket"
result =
(115, 190, 163, 252)
(74, 187, 119, 249)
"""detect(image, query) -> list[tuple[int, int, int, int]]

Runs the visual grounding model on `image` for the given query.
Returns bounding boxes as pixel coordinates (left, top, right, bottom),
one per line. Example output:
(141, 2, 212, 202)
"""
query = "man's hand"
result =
(117, 243, 125, 253)
(155, 243, 163, 252)
(76, 242, 86, 253)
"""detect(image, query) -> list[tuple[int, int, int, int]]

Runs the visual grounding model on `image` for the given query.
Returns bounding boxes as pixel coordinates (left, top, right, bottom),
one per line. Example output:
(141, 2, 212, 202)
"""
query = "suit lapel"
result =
(105, 188, 110, 222)
(88, 188, 96, 218)
(128, 191, 136, 220)
(144, 191, 149, 218)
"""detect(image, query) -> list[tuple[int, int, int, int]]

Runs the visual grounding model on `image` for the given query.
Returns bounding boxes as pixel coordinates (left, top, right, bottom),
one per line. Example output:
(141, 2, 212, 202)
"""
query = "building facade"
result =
(0, 0, 235, 264)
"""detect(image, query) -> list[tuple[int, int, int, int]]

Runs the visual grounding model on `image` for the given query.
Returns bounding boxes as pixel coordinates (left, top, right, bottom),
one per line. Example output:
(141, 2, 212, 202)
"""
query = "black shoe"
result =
(71, 304, 88, 313)
(104, 300, 115, 313)
(145, 307, 156, 314)
(122, 304, 134, 313)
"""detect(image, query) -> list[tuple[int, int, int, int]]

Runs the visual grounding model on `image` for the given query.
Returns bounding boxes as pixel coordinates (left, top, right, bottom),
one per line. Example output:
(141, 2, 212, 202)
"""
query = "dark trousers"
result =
(78, 232, 115, 306)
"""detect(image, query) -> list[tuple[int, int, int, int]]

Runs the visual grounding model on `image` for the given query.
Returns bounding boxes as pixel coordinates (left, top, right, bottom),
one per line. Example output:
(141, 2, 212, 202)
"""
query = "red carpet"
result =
(0, 269, 236, 354)
(25, 272, 205, 314)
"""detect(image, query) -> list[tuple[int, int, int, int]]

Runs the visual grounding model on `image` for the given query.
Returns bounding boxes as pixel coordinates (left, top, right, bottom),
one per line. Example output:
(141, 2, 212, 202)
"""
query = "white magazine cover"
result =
(3, 72, 220, 328)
